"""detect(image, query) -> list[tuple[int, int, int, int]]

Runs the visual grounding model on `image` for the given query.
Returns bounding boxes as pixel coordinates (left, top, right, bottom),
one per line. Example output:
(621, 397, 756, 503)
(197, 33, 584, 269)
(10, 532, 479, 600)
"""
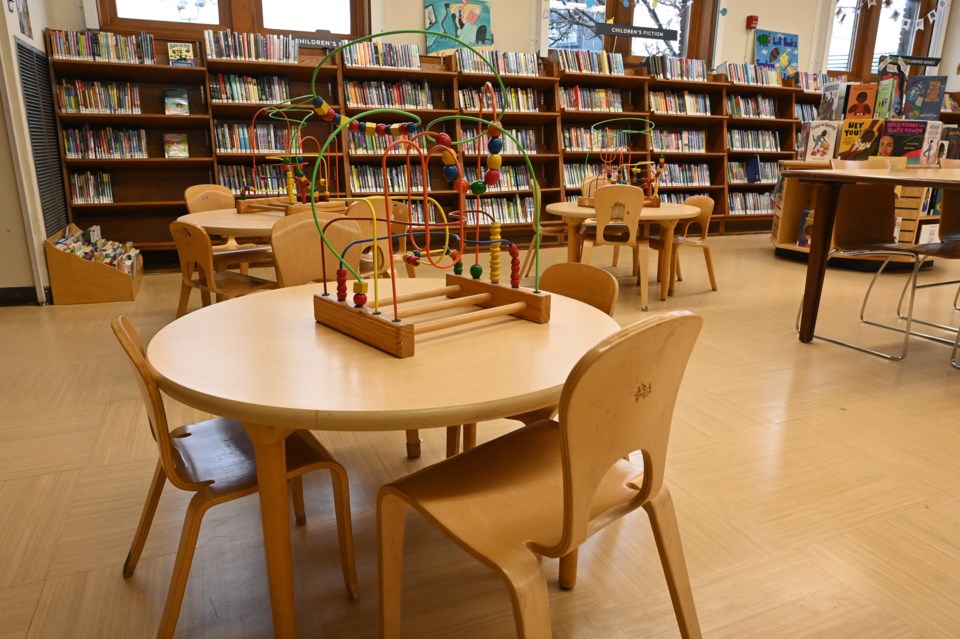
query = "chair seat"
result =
(172, 418, 340, 495)
(191, 271, 274, 296)
(908, 241, 960, 259)
(212, 245, 274, 268)
(388, 420, 643, 560)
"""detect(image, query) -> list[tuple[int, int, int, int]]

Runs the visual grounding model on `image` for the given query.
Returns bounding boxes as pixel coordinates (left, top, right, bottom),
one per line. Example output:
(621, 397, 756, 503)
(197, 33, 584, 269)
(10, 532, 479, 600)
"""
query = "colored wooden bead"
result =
(449, 249, 460, 261)
(508, 244, 519, 258)
(484, 170, 500, 186)
(487, 137, 503, 154)
(406, 123, 418, 134)
(348, 119, 361, 132)
(389, 123, 403, 135)
(376, 123, 387, 135)
(470, 180, 487, 195)
(470, 263, 483, 279)
(442, 165, 460, 181)
(435, 132, 452, 147)
(486, 154, 502, 170)
(441, 149, 457, 165)
(454, 261, 464, 275)
(336, 268, 347, 301)
(353, 293, 367, 307)
(322, 109, 336, 121)
(487, 123, 502, 137)
(332, 112, 342, 126)
(365, 122, 378, 136)
(454, 178, 470, 194)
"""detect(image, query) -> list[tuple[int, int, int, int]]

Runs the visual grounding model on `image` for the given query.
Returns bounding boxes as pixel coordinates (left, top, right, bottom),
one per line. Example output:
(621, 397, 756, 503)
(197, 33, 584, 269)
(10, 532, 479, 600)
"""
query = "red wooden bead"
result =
(353, 293, 367, 307)
(508, 244, 520, 258)
(376, 123, 387, 135)
(435, 132, 452, 147)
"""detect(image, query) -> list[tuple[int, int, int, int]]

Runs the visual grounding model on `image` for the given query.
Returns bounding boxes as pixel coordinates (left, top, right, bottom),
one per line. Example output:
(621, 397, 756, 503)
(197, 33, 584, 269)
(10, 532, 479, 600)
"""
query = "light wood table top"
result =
(544, 200, 700, 302)
(177, 208, 283, 237)
(781, 167, 960, 342)
(147, 278, 620, 638)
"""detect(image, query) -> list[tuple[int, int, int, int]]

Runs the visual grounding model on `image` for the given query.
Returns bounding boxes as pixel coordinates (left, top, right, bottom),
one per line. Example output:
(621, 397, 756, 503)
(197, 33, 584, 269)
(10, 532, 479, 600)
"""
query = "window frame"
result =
(96, 0, 369, 42)
(606, 0, 719, 63)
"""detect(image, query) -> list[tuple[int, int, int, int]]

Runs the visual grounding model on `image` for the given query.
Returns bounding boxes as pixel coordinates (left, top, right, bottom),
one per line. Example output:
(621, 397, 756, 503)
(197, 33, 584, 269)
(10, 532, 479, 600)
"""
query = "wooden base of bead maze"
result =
(644, 196, 661, 208)
(313, 274, 551, 358)
(236, 197, 347, 216)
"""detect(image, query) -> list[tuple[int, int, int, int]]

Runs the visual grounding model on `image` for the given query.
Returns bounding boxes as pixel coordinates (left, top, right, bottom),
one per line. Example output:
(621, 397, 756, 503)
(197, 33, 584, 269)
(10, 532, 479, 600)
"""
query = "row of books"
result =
(63, 126, 148, 159)
(820, 75, 946, 123)
(52, 225, 139, 276)
(203, 29, 298, 63)
(68, 171, 113, 204)
(213, 122, 290, 154)
(458, 87, 540, 112)
(727, 129, 781, 152)
(647, 56, 707, 81)
(464, 165, 532, 191)
(559, 87, 624, 112)
(725, 63, 782, 87)
(456, 49, 539, 76)
(728, 191, 774, 215)
(648, 91, 711, 116)
(218, 164, 288, 195)
(660, 191, 710, 205)
(659, 163, 712, 187)
(796, 102, 818, 123)
(562, 163, 605, 189)
(343, 79, 434, 109)
(794, 72, 834, 92)
(552, 50, 624, 75)
(650, 129, 707, 153)
(470, 196, 537, 225)
(461, 128, 538, 155)
(561, 126, 631, 152)
(350, 165, 426, 193)
(56, 80, 141, 115)
(798, 119, 950, 163)
(725, 95, 778, 119)
(728, 159, 778, 184)
(209, 73, 291, 104)
(47, 30, 155, 64)
(343, 41, 421, 69)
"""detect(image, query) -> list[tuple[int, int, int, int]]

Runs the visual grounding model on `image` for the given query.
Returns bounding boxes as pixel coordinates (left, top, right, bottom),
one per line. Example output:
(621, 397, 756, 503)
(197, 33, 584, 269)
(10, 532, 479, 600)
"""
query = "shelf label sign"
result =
(896, 55, 941, 67)
(594, 23, 678, 42)
(292, 35, 344, 49)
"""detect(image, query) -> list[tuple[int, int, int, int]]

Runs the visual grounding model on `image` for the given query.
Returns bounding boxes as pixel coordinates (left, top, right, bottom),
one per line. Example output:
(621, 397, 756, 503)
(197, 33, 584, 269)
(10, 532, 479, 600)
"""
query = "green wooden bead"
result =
(470, 263, 483, 279)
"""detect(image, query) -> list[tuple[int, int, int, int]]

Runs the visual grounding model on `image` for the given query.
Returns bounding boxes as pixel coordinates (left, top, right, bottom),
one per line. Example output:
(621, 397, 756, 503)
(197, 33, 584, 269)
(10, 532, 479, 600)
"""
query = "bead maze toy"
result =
(577, 117, 663, 208)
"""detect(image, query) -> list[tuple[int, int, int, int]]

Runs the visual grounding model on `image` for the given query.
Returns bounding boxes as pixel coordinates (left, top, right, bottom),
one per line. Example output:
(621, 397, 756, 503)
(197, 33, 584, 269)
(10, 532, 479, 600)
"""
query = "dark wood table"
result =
(782, 167, 960, 342)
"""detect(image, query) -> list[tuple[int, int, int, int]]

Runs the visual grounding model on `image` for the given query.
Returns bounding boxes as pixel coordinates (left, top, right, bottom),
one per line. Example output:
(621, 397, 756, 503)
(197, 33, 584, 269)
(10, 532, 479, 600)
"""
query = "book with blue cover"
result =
(902, 76, 947, 121)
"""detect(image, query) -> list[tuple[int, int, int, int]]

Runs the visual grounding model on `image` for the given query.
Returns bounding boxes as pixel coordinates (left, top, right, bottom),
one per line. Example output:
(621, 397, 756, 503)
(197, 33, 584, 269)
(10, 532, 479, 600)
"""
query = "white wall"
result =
(939, 1, 960, 77)
(713, 0, 832, 72)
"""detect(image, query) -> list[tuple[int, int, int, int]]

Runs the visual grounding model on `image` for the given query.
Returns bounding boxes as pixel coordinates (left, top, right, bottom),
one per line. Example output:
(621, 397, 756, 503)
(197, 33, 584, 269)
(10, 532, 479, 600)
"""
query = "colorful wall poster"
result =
(425, 0, 495, 54)
(755, 29, 798, 80)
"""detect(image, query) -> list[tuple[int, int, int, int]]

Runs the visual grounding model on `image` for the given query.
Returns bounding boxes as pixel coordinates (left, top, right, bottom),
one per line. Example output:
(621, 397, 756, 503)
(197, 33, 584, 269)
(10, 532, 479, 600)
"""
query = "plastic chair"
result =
(579, 184, 650, 310)
(449, 262, 620, 456)
(184, 184, 274, 273)
(379, 312, 703, 639)
(649, 195, 717, 296)
(170, 221, 275, 318)
(112, 316, 358, 639)
(795, 181, 923, 360)
(270, 211, 363, 287)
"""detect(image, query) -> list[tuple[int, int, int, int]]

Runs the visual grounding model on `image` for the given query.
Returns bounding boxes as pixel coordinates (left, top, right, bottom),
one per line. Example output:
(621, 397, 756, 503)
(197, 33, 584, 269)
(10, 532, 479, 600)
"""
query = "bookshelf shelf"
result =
(69, 200, 186, 209)
(65, 157, 214, 167)
(342, 65, 457, 83)
(648, 113, 726, 125)
(726, 116, 799, 126)
(58, 112, 211, 129)
(49, 59, 207, 83)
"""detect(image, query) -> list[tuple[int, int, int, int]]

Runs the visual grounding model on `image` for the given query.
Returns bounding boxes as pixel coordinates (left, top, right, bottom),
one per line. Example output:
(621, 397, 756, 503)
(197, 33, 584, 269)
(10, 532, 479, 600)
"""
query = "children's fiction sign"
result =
(594, 23, 678, 42)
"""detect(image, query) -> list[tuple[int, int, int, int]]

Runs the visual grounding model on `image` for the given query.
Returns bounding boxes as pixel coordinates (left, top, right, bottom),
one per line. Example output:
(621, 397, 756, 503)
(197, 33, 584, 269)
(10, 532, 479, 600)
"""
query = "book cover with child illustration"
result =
(837, 119, 884, 161)
(843, 83, 878, 120)
(802, 120, 840, 161)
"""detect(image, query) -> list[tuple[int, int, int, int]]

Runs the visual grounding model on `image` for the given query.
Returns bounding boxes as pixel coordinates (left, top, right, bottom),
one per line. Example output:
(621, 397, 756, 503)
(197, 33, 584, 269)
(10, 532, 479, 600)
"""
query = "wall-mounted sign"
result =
(292, 35, 344, 49)
(594, 23, 678, 42)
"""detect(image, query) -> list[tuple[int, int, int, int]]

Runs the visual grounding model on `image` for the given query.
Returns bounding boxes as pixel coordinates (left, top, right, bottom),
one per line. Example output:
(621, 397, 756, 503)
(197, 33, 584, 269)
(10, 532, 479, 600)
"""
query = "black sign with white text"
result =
(594, 23, 678, 41)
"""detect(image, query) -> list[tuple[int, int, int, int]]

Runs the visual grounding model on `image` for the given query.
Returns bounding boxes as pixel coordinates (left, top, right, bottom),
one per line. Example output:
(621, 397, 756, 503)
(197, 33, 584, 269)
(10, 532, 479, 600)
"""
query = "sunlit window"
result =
(262, 1, 352, 34)
(115, 0, 221, 24)
(827, 0, 859, 71)
(548, 0, 606, 52)
(630, 0, 691, 57)
(872, 0, 920, 71)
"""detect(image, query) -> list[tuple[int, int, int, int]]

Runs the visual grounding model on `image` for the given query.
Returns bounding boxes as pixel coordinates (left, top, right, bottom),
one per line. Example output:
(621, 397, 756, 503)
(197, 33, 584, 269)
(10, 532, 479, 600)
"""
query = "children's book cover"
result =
(837, 119, 883, 161)
(843, 82, 878, 119)
(873, 78, 896, 119)
(167, 42, 195, 67)
(943, 125, 960, 160)
(879, 119, 927, 162)
(919, 121, 943, 165)
(876, 56, 908, 117)
(162, 133, 189, 158)
(754, 29, 799, 80)
(818, 82, 842, 120)
(797, 208, 814, 247)
(832, 82, 852, 120)
(803, 120, 840, 161)
(797, 121, 811, 159)
(163, 88, 189, 115)
(902, 76, 947, 121)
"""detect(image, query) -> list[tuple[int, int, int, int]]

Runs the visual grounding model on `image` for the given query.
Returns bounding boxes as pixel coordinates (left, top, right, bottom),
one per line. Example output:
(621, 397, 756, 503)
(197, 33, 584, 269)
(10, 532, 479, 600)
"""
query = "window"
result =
(871, 0, 921, 70)
(630, 0, 692, 57)
(827, 0, 859, 71)
(114, 0, 221, 25)
(548, 0, 607, 52)
(261, 0, 352, 34)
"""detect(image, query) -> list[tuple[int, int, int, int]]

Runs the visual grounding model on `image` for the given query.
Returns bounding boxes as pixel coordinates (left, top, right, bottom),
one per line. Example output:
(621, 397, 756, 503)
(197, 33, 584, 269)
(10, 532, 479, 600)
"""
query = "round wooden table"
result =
(545, 200, 700, 302)
(147, 278, 620, 638)
(177, 208, 283, 238)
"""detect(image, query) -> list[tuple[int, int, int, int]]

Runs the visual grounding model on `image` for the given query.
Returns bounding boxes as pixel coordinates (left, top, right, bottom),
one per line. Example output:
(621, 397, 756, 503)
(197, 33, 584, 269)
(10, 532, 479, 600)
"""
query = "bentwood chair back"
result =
(539, 261, 619, 316)
(650, 195, 717, 295)
(169, 221, 274, 317)
(271, 211, 363, 287)
(112, 316, 358, 639)
(184, 184, 234, 213)
(580, 184, 651, 310)
(345, 196, 416, 278)
(378, 312, 704, 638)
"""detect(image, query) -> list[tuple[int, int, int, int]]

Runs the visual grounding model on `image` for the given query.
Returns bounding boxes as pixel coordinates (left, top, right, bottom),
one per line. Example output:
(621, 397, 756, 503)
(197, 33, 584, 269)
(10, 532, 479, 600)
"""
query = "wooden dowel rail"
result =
(382, 285, 461, 306)
(400, 293, 492, 318)
(413, 301, 527, 335)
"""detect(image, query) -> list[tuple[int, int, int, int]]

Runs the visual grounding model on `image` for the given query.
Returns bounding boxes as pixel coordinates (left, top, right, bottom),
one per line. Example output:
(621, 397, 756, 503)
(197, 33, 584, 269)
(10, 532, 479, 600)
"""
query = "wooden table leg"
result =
(657, 220, 678, 301)
(564, 217, 581, 262)
(799, 183, 841, 343)
(244, 422, 298, 639)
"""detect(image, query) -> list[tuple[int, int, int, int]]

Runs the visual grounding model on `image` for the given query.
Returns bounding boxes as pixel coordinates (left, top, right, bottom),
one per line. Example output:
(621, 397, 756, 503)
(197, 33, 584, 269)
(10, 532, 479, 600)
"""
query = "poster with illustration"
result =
(16, 0, 33, 39)
(425, 0, 495, 54)
(755, 29, 798, 80)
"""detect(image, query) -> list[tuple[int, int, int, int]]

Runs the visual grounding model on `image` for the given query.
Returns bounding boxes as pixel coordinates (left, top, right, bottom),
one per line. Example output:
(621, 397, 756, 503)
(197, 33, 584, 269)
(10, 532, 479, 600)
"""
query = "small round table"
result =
(177, 208, 283, 239)
(544, 200, 700, 301)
